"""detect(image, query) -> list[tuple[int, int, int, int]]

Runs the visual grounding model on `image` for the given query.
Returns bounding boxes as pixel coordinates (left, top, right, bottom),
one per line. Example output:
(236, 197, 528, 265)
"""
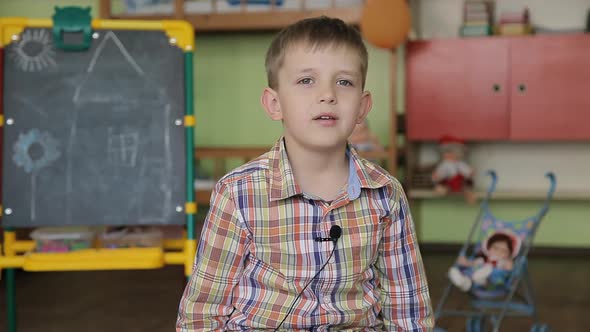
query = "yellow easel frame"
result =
(0, 17, 197, 276)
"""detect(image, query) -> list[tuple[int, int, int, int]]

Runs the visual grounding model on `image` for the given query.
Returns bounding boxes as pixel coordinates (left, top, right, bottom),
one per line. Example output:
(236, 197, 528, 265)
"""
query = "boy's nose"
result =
(318, 89, 337, 104)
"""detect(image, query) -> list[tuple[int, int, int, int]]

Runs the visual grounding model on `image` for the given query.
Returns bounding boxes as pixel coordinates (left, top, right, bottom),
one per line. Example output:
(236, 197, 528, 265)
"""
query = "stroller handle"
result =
(535, 172, 556, 220)
(483, 171, 555, 199)
(484, 170, 498, 196)
(545, 172, 556, 199)
(457, 171, 555, 259)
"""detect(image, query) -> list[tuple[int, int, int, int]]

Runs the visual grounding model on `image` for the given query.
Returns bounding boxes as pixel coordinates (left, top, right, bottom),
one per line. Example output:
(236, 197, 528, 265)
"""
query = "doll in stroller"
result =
(448, 230, 520, 292)
(434, 171, 556, 332)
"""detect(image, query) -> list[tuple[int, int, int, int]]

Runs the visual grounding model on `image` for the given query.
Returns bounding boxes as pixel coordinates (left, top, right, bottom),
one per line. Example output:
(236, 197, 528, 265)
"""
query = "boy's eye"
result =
(298, 78, 313, 85)
(337, 79, 353, 87)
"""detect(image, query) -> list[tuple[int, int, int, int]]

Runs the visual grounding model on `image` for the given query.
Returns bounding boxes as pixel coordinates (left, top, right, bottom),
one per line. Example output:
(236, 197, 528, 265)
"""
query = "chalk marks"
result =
(12, 129, 61, 220)
(107, 127, 140, 167)
(13, 129, 61, 173)
(87, 30, 144, 75)
(9, 29, 56, 72)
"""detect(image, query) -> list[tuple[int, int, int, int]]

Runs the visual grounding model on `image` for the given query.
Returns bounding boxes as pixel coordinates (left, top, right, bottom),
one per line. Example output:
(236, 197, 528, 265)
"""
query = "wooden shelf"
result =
(99, 0, 362, 31)
(193, 146, 403, 206)
(409, 189, 588, 201)
(196, 188, 214, 205)
(195, 146, 402, 162)
(110, 7, 362, 31)
(196, 146, 269, 159)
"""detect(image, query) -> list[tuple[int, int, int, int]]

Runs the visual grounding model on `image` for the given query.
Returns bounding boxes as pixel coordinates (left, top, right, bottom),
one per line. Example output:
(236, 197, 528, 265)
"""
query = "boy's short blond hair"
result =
(265, 16, 368, 90)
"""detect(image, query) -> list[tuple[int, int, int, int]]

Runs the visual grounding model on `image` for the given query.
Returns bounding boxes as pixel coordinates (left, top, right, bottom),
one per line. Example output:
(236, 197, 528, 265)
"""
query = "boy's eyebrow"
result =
(336, 70, 361, 77)
(297, 68, 316, 74)
(295, 68, 360, 77)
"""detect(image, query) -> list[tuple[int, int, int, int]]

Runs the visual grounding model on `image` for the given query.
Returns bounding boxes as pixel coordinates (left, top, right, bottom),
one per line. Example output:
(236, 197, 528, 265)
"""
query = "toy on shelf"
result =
(31, 226, 95, 253)
(496, 6, 534, 36)
(348, 120, 385, 153)
(431, 135, 476, 204)
(100, 226, 163, 249)
(460, 0, 495, 37)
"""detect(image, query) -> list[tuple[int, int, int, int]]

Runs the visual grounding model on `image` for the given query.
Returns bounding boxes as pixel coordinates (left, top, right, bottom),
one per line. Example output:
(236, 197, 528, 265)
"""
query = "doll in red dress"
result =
(431, 135, 476, 204)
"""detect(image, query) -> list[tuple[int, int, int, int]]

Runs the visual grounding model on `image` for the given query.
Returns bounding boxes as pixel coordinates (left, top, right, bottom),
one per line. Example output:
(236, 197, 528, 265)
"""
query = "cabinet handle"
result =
(518, 84, 527, 93)
(493, 84, 501, 92)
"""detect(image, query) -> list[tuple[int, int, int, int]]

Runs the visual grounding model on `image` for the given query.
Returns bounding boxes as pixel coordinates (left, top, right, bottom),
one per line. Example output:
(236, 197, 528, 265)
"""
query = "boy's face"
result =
(488, 240, 511, 260)
(261, 42, 372, 153)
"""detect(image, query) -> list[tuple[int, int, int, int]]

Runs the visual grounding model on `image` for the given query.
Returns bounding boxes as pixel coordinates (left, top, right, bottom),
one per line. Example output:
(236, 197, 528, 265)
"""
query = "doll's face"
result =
(488, 240, 511, 260)
(442, 151, 459, 161)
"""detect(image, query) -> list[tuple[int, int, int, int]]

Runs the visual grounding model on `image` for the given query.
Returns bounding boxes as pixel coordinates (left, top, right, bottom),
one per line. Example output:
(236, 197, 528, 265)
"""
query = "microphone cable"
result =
(273, 225, 341, 331)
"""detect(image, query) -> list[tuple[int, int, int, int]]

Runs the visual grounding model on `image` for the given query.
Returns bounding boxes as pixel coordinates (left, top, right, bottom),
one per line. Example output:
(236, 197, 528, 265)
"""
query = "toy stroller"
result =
(434, 170, 556, 332)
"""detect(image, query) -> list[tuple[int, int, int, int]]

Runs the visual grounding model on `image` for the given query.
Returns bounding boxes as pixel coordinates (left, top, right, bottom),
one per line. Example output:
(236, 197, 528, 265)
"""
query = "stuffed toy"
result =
(431, 135, 476, 204)
(348, 120, 385, 153)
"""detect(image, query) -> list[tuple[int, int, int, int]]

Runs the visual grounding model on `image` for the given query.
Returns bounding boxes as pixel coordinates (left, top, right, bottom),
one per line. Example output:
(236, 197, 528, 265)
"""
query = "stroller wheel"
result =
(530, 323, 551, 332)
(466, 317, 485, 332)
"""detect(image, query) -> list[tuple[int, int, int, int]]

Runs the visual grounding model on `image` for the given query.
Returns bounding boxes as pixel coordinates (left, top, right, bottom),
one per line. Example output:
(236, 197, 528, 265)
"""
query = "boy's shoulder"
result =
(350, 150, 407, 199)
(217, 151, 271, 187)
(214, 143, 407, 202)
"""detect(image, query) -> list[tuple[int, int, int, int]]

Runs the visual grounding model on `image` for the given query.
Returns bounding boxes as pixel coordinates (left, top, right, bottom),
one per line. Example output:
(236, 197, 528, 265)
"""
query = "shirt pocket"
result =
(343, 213, 385, 276)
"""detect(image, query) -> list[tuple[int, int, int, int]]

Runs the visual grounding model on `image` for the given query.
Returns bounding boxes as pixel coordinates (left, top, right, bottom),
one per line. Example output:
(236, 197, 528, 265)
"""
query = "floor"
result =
(0, 252, 588, 331)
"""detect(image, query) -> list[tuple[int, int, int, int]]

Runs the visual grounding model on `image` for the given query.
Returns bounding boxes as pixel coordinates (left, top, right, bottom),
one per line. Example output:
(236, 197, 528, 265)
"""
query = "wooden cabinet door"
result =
(406, 38, 510, 140)
(510, 34, 590, 140)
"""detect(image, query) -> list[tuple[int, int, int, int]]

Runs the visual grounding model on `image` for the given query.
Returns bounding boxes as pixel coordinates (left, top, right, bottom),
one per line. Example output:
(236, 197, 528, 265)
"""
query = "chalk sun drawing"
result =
(9, 29, 57, 72)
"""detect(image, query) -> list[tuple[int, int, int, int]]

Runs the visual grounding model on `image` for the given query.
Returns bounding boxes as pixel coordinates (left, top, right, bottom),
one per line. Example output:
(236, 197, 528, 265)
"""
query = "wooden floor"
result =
(0, 252, 588, 331)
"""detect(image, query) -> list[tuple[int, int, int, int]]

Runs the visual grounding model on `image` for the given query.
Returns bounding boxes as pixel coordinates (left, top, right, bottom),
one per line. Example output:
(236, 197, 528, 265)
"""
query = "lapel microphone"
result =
(314, 225, 342, 242)
(274, 225, 342, 331)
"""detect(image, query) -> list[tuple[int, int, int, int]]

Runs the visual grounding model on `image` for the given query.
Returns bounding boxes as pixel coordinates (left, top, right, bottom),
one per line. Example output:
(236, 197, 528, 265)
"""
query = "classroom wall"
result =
(0, 0, 393, 148)
(2, 0, 588, 248)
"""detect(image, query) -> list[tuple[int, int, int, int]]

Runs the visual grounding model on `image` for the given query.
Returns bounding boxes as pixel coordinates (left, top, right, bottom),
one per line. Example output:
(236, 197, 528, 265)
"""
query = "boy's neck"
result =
(284, 139, 349, 201)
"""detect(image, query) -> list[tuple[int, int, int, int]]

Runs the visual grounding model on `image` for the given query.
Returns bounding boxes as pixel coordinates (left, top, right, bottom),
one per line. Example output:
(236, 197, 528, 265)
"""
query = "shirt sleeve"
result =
(375, 182, 434, 331)
(176, 181, 249, 331)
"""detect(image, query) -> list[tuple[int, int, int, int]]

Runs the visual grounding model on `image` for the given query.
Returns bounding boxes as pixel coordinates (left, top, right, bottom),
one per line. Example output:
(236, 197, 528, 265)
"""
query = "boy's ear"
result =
(261, 87, 282, 121)
(356, 91, 373, 124)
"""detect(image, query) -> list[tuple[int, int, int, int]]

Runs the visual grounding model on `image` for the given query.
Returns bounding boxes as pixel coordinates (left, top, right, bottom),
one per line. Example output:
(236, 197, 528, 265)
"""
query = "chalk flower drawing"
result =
(13, 129, 61, 173)
(13, 129, 61, 220)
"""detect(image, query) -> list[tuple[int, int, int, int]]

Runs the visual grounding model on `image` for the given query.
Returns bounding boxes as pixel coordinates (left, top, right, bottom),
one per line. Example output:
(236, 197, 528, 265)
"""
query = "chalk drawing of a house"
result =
(66, 31, 174, 225)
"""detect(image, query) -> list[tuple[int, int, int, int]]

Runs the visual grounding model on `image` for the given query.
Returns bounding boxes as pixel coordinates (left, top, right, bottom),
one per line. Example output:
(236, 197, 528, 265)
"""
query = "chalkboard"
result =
(2, 28, 186, 227)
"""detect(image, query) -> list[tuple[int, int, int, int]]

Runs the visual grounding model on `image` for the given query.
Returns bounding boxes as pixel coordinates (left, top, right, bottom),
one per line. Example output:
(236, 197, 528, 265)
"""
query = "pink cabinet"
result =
(510, 34, 590, 140)
(407, 34, 590, 141)
(406, 38, 510, 140)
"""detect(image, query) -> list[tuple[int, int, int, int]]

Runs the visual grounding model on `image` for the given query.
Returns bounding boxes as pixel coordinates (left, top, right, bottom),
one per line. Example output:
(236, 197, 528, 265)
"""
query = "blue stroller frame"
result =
(434, 170, 556, 332)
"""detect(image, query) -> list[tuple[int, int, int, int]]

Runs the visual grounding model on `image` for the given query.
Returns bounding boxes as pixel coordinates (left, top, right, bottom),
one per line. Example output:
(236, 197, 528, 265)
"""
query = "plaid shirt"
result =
(178, 138, 433, 331)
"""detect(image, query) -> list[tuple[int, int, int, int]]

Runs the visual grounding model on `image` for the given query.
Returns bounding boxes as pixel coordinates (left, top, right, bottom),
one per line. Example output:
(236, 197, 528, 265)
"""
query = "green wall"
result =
(415, 199, 588, 248)
(193, 33, 391, 146)
(2, 1, 587, 248)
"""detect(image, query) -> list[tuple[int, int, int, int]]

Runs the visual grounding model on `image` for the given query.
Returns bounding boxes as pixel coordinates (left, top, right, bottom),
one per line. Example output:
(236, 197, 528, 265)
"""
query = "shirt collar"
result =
(268, 137, 390, 202)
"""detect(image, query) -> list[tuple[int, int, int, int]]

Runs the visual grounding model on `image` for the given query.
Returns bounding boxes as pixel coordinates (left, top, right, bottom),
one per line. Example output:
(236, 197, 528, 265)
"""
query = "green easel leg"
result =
(6, 268, 16, 332)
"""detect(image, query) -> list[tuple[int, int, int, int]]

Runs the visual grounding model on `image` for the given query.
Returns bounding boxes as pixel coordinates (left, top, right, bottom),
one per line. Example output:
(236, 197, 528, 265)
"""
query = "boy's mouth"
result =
(313, 113, 338, 120)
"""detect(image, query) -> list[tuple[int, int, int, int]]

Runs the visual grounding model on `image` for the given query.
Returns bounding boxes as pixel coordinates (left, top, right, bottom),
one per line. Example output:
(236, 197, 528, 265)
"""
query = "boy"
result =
(177, 16, 433, 331)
